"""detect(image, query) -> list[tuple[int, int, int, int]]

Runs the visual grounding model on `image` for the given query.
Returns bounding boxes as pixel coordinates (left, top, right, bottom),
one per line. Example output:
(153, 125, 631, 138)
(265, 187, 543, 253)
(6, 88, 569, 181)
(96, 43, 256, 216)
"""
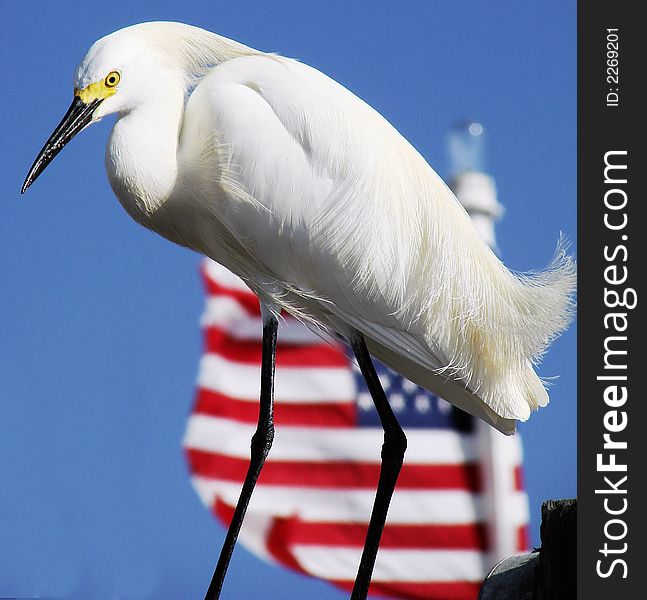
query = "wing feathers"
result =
(183, 53, 574, 432)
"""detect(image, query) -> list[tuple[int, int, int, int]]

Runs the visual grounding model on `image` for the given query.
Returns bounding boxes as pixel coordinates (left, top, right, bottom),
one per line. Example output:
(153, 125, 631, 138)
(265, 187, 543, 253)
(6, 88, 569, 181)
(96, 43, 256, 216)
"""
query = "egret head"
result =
(21, 24, 188, 194)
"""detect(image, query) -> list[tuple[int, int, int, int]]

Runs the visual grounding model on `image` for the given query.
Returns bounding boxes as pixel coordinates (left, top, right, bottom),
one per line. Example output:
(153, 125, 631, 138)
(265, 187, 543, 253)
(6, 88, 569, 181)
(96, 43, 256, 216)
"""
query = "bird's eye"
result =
(105, 71, 120, 88)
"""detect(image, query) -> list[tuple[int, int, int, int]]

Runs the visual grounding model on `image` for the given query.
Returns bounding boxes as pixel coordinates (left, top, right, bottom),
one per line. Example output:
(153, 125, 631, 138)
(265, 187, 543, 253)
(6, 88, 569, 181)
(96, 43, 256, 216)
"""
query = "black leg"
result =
(350, 332, 407, 600)
(204, 310, 278, 600)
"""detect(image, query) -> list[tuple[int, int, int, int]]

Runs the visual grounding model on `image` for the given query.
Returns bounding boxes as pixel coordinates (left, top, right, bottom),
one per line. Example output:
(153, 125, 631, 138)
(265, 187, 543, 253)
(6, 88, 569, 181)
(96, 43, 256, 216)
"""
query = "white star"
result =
(437, 397, 452, 415)
(389, 393, 405, 412)
(414, 394, 431, 413)
(358, 392, 373, 411)
(378, 373, 391, 392)
(402, 379, 418, 394)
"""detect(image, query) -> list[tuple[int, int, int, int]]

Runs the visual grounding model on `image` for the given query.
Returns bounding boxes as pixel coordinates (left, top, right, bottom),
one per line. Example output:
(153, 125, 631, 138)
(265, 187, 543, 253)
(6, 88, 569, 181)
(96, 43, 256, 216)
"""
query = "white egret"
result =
(22, 22, 575, 600)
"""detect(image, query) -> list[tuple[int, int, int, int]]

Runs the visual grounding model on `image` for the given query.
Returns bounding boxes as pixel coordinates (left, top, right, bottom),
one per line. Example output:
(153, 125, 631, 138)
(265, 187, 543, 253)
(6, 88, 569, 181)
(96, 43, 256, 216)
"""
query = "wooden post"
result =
(478, 498, 576, 599)
(537, 499, 576, 600)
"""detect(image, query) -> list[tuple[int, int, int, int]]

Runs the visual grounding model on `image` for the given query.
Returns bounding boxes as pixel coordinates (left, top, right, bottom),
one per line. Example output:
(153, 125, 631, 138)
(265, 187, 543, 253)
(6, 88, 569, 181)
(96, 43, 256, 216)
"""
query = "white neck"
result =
(105, 90, 184, 223)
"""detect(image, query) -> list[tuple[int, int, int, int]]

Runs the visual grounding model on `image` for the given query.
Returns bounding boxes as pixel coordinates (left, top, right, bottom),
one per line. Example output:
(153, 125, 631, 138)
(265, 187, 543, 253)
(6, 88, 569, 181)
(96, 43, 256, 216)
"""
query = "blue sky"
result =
(1, 2, 576, 598)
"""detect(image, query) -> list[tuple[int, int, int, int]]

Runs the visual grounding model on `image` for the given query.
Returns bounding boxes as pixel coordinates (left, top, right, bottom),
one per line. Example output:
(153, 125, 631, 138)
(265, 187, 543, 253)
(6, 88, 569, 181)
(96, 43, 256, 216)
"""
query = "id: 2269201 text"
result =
(606, 28, 620, 107)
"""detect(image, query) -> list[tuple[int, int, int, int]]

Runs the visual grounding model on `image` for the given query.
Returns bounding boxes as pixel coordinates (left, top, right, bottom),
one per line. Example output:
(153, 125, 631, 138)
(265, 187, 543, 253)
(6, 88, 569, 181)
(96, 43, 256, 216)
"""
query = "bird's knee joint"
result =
(251, 423, 275, 458)
(382, 428, 407, 463)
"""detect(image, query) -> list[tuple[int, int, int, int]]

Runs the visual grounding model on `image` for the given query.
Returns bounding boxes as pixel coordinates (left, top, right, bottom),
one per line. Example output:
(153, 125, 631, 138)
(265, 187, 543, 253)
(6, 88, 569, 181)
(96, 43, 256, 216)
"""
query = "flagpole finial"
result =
(448, 120, 504, 253)
(448, 119, 486, 176)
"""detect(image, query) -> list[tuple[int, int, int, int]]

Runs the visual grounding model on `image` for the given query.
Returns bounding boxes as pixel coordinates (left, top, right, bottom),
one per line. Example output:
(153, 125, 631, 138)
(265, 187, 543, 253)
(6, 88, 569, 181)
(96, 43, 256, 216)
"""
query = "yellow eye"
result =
(105, 71, 120, 88)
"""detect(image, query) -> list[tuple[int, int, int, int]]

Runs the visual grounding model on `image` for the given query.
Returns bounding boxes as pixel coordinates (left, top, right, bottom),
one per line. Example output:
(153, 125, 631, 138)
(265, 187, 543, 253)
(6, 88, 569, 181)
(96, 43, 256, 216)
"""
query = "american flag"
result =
(184, 259, 530, 599)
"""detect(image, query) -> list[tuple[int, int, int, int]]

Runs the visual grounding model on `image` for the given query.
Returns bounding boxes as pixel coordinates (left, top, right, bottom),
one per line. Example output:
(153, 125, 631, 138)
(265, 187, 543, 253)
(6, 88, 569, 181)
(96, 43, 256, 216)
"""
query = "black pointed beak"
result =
(21, 96, 103, 194)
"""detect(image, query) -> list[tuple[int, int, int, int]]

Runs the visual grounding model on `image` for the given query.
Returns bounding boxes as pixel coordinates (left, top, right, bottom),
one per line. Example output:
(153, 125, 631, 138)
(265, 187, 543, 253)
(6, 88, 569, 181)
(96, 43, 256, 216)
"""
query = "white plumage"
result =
(27, 22, 575, 434)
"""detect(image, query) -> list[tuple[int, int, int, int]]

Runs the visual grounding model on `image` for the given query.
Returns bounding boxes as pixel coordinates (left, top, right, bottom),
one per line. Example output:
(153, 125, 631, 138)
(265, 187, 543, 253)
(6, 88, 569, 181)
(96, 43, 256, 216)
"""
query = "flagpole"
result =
(448, 120, 522, 567)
